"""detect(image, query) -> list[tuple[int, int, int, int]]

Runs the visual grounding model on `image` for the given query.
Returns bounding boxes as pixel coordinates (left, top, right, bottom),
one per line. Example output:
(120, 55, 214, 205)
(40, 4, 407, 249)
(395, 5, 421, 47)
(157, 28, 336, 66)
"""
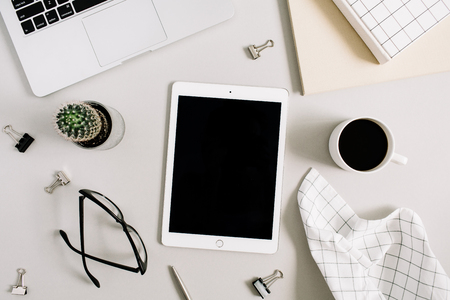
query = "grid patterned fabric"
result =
(297, 168, 450, 299)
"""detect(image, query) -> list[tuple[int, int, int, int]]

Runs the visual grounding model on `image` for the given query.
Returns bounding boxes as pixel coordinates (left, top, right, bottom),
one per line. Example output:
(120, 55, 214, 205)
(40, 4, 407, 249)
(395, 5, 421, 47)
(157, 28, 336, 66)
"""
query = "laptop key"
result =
(45, 9, 59, 24)
(12, 0, 35, 10)
(21, 19, 35, 34)
(57, 3, 74, 19)
(72, 0, 108, 13)
(16, 2, 45, 21)
(43, 0, 57, 9)
(33, 14, 47, 29)
(57, 0, 69, 4)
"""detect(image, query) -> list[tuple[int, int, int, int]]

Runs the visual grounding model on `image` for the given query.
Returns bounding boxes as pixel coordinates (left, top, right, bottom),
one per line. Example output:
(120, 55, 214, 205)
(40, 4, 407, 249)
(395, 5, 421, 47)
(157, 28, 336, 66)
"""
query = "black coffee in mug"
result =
(338, 119, 388, 171)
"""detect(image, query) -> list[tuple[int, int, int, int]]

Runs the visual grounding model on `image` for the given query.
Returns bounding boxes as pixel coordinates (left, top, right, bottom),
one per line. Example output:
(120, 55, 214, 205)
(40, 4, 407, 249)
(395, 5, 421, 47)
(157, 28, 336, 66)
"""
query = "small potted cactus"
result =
(53, 101, 125, 150)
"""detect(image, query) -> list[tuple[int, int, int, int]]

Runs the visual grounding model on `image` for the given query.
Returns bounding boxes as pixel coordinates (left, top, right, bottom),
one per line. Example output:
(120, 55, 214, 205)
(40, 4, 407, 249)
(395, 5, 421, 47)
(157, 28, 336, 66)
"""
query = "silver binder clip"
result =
(252, 269, 283, 299)
(248, 40, 274, 59)
(11, 268, 27, 295)
(45, 171, 70, 194)
(3, 125, 34, 153)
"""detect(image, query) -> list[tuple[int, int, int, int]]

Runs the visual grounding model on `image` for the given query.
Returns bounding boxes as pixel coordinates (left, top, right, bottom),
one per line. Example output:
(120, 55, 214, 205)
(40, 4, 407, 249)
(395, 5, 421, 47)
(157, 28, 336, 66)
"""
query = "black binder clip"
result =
(248, 40, 274, 59)
(3, 125, 34, 153)
(252, 269, 283, 299)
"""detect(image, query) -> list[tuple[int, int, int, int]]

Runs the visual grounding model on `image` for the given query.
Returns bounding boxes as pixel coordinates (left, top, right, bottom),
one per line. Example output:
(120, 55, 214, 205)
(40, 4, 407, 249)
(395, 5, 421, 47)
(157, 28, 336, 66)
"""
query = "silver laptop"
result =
(0, 0, 234, 97)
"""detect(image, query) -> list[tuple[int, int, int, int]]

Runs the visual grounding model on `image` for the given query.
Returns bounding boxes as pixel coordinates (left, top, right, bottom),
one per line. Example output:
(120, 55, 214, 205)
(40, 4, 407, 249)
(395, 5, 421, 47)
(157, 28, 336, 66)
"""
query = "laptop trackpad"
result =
(83, 0, 167, 66)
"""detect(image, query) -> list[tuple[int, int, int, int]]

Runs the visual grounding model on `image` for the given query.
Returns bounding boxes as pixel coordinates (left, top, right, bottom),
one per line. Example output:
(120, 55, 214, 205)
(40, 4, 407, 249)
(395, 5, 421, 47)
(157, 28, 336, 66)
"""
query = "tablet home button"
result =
(216, 239, 224, 248)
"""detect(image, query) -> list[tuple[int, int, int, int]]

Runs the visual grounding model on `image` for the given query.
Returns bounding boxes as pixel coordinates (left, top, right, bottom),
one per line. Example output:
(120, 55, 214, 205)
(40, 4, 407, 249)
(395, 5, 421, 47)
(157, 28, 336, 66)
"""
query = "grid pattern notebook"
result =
(297, 168, 450, 299)
(333, 0, 450, 63)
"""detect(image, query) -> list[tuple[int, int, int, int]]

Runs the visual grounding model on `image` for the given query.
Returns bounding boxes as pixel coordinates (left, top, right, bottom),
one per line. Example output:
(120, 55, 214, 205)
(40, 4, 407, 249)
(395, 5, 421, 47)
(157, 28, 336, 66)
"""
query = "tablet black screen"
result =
(168, 95, 282, 240)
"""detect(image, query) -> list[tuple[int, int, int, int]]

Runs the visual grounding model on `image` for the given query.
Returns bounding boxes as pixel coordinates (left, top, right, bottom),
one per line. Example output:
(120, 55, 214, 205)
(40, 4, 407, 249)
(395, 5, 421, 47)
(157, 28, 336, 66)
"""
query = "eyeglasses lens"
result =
(127, 226, 147, 265)
(88, 191, 147, 268)
(89, 192, 123, 220)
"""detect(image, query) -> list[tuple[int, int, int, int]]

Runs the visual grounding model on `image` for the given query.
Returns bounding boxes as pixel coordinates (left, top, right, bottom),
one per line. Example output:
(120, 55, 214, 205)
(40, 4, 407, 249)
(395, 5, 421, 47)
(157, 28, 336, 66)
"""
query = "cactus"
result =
(53, 101, 103, 142)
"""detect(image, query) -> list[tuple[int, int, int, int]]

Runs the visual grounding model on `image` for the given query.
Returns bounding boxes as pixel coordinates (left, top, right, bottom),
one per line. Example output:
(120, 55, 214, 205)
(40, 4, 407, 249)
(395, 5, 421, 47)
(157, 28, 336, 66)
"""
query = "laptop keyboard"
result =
(12, 0, 109, 35)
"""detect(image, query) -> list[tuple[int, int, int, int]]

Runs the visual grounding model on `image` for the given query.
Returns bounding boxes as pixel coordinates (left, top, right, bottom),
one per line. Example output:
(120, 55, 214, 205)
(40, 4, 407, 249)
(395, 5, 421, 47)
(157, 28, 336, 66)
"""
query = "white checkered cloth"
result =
(298, 168, 450, 300)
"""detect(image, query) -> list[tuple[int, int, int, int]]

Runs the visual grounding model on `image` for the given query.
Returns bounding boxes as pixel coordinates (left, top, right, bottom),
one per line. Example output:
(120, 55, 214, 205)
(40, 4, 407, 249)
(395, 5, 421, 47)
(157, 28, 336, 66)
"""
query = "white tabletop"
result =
(1, 1, 450, 299)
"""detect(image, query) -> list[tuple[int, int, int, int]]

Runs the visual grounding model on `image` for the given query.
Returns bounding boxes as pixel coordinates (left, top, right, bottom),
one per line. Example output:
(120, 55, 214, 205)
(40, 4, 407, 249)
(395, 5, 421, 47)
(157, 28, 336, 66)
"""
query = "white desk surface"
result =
(1, 1, 450, 299)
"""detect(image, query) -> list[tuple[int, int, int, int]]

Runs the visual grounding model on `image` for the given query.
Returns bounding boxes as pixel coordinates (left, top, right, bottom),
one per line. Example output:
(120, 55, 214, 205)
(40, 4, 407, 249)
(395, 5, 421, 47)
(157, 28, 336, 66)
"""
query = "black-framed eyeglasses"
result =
(59, 189, 147, 288)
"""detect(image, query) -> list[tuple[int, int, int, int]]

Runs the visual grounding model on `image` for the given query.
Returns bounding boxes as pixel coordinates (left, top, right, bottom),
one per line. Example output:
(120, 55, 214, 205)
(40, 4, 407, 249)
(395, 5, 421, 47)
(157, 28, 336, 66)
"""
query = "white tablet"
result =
(161, 82, 288, 254)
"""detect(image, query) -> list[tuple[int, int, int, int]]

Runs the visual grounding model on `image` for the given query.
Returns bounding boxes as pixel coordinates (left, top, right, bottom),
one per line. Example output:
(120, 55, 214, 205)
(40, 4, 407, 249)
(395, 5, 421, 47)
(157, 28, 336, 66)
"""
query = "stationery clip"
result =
(11, 268, 27, 296)
(252, 269, 283, 299)
(248, 40, 274, 59)
(45, 171, 70, 194)
(3, 125, 34, 153)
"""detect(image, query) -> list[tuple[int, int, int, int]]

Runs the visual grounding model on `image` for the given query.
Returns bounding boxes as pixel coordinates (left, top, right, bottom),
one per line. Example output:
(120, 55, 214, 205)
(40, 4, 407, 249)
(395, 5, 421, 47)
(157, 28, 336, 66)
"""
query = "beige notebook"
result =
(287, 0, 450, 95)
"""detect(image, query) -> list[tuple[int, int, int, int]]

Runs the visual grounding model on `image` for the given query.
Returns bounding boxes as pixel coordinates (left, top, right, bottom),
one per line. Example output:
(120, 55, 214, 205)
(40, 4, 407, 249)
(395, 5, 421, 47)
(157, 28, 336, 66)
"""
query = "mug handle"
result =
(391, 153, 408, 165)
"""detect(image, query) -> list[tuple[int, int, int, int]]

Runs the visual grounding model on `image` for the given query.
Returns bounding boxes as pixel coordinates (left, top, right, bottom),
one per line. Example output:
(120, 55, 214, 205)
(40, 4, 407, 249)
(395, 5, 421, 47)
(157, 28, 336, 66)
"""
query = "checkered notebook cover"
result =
(333, 0, 450, 63)
(297, 168, 450, 299)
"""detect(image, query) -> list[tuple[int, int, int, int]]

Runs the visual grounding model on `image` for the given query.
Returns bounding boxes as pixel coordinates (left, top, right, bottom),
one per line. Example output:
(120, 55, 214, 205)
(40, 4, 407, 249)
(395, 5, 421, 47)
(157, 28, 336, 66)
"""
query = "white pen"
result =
(171, 266, 193, 300)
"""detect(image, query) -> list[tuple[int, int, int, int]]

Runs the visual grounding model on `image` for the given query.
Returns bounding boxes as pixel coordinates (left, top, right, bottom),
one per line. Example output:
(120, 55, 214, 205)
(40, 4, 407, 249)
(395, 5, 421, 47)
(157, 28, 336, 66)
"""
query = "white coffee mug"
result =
(329, 117, 407, 173)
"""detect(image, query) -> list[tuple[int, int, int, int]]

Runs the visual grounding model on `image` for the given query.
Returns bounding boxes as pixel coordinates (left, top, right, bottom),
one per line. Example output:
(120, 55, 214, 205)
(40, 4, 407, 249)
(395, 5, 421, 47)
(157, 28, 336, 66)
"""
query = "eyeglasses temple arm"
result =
(78, 197, 102, 288)
(59, 230, 139, 273)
